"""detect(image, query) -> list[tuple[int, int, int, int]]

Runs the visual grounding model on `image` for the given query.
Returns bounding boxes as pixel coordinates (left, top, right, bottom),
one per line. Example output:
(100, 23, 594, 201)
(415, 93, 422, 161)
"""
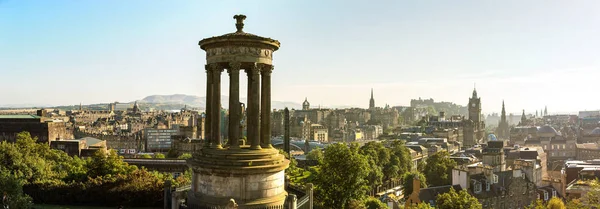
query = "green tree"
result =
(402, 172, 427, 198)
(154, 153, 165, 159)
(580, 179, 600, 208)
(166, 149, 179, 158)
(416, 160, 426, 173)
(406, 203, 435, 209)
(306, 147, 324, 164)
(140, 154, 152, 159)
(364, 196, 388, 209)
(87, 149, 136, 178)
(384, 140, 413, 182)
(546, 197, 566, 209)
(0, 170, 33, 209)
(435, 187, 481, 209)
(359, 142, 389, 189)
(424, 151, 456, 186)
(526, 199, 546, 209)
(566, 198, 584, 209)
(178, 153, 192, 159)
(312, 143, 370, 209)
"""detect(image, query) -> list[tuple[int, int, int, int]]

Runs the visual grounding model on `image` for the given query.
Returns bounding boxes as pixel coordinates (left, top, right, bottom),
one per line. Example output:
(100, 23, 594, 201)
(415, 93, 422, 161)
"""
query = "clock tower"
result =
(464, 88, 484, 147)
(468, 88, 481, 123)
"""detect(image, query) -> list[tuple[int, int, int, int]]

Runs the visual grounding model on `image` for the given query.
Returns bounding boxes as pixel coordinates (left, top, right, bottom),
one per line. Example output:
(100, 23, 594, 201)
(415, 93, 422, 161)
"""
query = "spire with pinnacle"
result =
(544, 106, 548, 116)
(497, 100, 509, 139)
(369, 88, 375, 110)
(521, 109, 527, 124)
(501, 101, 506, 118)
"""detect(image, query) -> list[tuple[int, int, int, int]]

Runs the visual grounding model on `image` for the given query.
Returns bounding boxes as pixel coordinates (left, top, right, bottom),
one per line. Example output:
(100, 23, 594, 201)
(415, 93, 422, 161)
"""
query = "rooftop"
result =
(0, 115, 41, 119)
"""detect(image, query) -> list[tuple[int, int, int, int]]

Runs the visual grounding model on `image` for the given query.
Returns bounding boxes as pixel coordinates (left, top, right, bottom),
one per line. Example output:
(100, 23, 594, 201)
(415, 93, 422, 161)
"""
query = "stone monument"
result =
(187, 14, 289, 209)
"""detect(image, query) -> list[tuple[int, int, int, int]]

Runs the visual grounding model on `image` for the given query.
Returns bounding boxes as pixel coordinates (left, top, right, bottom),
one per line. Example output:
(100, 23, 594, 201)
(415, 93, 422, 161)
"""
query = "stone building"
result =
(580, 127, 600, 143)
(524, 125, 577, 163)
(309, 124, 328, 142)
(0, 114, 73, 143)
(482, 140, 507, 172)
(576, 143, 600, 160)
(50, 137, 107, 157)
(188, 15, 289, 208)
(468, 169, 538, 209)
(463, 88, 485, 147)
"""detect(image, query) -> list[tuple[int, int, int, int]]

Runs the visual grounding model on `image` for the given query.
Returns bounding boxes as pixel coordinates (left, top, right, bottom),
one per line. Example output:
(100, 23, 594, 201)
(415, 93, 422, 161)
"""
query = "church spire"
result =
(472, 85, 478, 98)
(501, 100, 506, 117)
(369, 88, 375, 109)
(521, 109, 527, 124)
(544, 106, 548, 116)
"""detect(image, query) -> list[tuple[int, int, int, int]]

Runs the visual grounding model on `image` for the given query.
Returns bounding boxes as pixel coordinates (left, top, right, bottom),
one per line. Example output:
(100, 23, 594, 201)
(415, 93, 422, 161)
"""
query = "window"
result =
(486, 182, 490, 191)
(57, 144, 65, 149)
(493, 174, 499, 183)
(474, 182, 482, 193)
(552, 190, 557, 197)
(544, 191, 549, 200)
(544, 145, 547, 149)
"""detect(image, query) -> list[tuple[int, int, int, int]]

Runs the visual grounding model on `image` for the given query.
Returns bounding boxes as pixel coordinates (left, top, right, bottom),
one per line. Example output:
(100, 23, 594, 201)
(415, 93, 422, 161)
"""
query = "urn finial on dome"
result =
(233, 14, 247, 33)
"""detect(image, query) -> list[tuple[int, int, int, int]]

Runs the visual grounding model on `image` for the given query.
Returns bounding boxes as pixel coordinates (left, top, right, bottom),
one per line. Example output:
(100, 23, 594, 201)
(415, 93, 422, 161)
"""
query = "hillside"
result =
(137, 94, 302, 110)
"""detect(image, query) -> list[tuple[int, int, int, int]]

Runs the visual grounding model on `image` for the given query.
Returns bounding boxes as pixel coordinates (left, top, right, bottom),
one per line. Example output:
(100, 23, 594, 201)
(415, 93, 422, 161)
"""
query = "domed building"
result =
(537, 125, 560, 138)
(487, 134, 498, 141)
(302, 97, 310, 110)
(590, 127, 600, 136)
(524, 124, 576, 162)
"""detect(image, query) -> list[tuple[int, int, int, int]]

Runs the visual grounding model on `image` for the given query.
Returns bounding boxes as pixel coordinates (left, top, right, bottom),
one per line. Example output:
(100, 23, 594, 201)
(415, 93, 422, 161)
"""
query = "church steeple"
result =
(501, 100, 506, 120)
(521, 109, 527, 124)
(544, 106, 548, 116)
(369, 88, 375, 109)
(497, 100, 509, 139)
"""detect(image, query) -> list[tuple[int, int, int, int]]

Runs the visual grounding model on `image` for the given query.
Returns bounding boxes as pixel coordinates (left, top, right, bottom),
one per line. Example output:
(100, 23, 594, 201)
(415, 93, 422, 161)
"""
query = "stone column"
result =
(228, 62, 241, 149)
(260, 65, 273, 148)
(210, 63, 223, 149)
(246, 64, 261, 150)
(204, 65, 213, 148)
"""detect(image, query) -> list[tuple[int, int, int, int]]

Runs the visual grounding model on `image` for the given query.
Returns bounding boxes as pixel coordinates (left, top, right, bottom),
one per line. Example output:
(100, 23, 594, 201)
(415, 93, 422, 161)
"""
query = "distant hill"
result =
(137, 94, 302, 110)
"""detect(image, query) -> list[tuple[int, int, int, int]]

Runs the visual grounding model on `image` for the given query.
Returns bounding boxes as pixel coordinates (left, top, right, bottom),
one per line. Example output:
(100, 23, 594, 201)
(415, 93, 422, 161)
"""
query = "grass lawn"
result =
(34, 204, 160, 209)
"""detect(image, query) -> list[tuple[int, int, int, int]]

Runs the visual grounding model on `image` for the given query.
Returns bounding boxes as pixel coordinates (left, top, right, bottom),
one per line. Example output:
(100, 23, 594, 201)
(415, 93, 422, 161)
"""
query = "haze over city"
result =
(1, 0, 599, 114)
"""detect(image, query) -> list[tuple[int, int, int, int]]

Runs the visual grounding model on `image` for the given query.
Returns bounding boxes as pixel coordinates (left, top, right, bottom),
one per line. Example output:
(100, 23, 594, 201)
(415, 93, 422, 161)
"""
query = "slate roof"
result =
(78, 137, 104, 147)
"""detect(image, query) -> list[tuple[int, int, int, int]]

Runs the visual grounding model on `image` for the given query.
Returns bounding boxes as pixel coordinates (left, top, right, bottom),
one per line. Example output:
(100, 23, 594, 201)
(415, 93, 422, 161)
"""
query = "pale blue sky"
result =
(1, 0, 599, 114)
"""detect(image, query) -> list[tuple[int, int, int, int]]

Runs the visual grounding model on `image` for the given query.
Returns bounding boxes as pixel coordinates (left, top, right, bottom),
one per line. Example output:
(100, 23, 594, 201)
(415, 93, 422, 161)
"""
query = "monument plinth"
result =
(187, 14, 289, 209)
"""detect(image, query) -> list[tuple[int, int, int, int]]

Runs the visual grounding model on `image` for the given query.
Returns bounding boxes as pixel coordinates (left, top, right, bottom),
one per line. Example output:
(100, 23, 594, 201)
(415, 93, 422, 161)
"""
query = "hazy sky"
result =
(1, 0, 599, 114)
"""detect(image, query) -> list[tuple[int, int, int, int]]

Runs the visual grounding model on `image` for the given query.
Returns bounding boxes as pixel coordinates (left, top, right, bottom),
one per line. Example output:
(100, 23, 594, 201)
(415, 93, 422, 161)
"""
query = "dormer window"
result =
(552, 189, 557, 197)
(544, 191, 549, 200)
(474, 182, 482, 193)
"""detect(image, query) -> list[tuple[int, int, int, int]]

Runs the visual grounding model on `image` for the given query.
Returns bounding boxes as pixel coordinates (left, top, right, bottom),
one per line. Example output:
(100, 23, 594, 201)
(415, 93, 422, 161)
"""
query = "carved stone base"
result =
(187, 146, 289, 209)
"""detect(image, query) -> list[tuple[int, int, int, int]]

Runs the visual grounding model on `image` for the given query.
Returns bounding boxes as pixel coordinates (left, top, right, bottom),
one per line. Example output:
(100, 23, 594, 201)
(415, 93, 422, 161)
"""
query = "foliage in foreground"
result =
(435, 187, 482, 209)
(311, 143, 371, 209)
(0, 131, 190, 207)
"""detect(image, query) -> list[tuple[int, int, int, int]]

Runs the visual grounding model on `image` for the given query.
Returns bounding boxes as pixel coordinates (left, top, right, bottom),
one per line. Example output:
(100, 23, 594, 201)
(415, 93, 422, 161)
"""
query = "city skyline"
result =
(1, 0, 599, 113)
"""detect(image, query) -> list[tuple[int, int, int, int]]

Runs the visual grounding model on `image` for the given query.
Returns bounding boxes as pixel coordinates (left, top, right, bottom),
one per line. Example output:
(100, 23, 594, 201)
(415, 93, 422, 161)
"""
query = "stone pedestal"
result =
(188, 148, 288, 209)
